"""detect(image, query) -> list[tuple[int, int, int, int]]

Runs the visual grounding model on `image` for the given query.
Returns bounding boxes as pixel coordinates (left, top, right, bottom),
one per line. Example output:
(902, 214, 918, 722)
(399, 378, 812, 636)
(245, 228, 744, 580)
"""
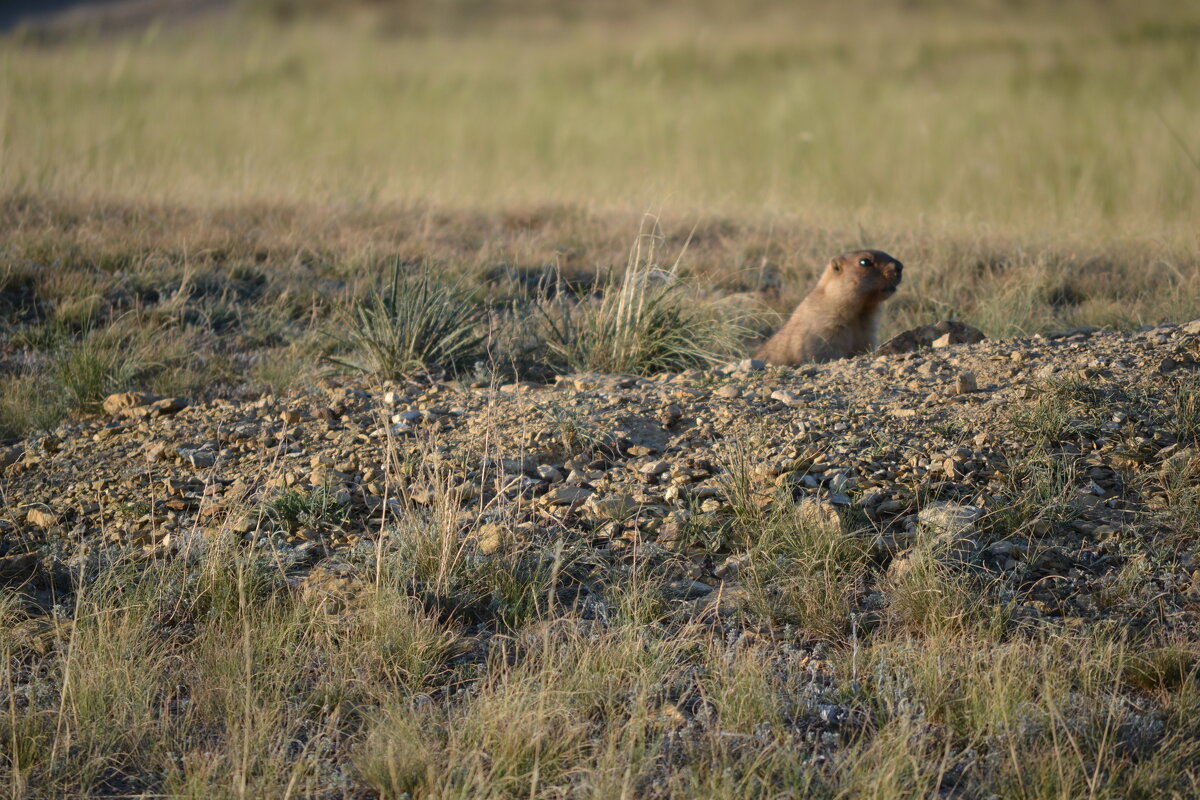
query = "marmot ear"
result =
(830, 258, 842, 273)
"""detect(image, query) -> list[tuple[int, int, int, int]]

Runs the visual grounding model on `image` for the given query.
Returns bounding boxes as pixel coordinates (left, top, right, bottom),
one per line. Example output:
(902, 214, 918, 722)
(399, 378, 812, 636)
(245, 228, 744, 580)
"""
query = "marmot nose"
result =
(888, 262, 903, 283)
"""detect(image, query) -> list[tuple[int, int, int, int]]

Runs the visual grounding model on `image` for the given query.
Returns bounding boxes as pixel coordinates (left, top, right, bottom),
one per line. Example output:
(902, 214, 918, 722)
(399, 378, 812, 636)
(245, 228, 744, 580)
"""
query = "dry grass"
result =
(4, 1, 1200, 241)
(4, 347, 1200, 796)
(535, 220, 753, 375)
(4, 2, 1200, 796)
(3, 444, 1197, 798)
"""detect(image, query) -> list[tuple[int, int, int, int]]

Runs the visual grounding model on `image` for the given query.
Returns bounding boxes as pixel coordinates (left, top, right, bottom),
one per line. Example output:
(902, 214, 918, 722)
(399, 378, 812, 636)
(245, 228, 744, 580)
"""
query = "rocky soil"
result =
(4, 321, 1200, 638)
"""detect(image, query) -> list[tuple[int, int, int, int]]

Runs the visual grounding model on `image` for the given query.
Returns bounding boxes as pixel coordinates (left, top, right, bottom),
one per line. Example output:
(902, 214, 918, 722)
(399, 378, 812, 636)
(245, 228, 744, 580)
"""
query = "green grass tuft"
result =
(326, 265, 486, 380)
(537, 225, 749, 376)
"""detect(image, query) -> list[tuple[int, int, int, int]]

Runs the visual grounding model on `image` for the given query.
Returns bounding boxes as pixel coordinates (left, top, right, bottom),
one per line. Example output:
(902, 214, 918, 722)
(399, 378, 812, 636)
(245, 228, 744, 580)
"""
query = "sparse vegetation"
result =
(537, 227, 750, 375)
(327, 265, 488, 380)
(1169, 373, 1200, 444)
(739, 493, 872, 641)
(261, 484, 349, 534)
(1010, 378, 1110, 448)
(0, 373, 68, 441)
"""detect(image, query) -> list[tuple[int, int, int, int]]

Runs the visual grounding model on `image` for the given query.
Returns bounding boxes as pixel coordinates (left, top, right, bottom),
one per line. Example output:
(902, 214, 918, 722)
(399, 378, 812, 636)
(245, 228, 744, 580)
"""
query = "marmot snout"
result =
(755, 249, 903, 366)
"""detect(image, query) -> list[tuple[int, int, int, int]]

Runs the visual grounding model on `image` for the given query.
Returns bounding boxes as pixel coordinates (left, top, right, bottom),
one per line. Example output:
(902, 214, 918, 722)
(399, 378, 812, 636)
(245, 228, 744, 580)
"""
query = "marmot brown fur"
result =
(755, 249, 903, 365)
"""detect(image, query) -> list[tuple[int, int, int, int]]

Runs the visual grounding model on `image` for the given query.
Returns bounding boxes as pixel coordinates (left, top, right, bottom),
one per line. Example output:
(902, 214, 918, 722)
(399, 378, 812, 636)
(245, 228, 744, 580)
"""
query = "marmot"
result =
(755, 250, 903, 365)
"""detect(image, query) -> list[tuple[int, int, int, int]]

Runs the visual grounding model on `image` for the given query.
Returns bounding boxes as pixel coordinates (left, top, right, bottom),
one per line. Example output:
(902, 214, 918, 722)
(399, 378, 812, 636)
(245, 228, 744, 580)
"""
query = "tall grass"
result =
(0, 374, 68, 440)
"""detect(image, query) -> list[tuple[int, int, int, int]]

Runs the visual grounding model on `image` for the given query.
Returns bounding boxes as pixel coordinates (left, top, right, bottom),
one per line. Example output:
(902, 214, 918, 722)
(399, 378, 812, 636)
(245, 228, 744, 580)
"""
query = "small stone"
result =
(150, 397, 186, 415)
(297, 563, 366, 614)
(918, 502, 983, 537)
(541, 486, 594, 507)
(1029, 547, 1073, 574)
(659, 404, 683, 427)
(180, 450, 216, 469)
(640, 461, 670, 476)
(666, 579, 714, 600)
(26, 508, 57, 528)
(102, 392, 157, 415)
(714, 553, 750, 579)
(878, 321, 985, 355)
(871, 531, 915, 557)
(942, 458, 971, 481)
(716, 385, 742, 399)
(796, 497, 843, 531)
(536, 465, 564, 483)
(720, 358, 766, 374)
(818, 704, 847, 726)
(584, 492, 639, 520)
(475, 523, 505, 555)
(985, 539, 1027, 561)
(770, 390, 804, 406)
(231, 516, 256, 534)
(955, 371, 978, 394)
(281, 409, 304, 425)
(408, 486, 436, 506)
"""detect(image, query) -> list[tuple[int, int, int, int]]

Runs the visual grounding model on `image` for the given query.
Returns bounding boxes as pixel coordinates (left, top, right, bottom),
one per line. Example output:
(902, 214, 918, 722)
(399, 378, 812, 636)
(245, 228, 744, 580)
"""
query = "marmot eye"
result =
(858, 258, 871, 267)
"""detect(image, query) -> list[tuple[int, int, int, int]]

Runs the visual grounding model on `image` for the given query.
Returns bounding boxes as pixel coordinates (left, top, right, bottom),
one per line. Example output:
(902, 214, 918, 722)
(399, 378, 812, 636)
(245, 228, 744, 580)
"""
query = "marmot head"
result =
(824, 249, 903, 305)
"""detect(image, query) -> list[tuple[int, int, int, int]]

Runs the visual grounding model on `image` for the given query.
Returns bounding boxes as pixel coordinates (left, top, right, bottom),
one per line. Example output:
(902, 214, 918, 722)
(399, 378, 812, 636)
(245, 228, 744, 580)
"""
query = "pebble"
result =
(918, 502, 983, 536)
(101, 392, 156, 415)
(770, 390, 804, 406)
(584, 492, 639, 520)
(541, 486, 594, 507)
(6, 322, 1193, 646)
(475, 523, 505, 555)
(25, 508, 57, 528)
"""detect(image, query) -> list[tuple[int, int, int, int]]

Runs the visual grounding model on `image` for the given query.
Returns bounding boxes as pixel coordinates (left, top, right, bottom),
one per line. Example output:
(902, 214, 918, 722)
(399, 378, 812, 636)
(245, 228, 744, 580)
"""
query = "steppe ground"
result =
(2, 1, 1200, 797)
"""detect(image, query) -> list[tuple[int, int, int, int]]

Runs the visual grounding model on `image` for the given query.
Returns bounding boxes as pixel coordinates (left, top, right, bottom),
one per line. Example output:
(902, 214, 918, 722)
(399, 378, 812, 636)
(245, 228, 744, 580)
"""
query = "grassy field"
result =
(4, 1, 1200, 236)
(3, 1, 1200, 797)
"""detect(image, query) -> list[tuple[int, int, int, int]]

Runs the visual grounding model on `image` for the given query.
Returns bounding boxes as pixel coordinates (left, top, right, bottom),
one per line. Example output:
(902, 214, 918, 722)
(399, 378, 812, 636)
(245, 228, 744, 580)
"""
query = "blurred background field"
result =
(3, 0, 1200, 435)
(4, 0, 1200, 237)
